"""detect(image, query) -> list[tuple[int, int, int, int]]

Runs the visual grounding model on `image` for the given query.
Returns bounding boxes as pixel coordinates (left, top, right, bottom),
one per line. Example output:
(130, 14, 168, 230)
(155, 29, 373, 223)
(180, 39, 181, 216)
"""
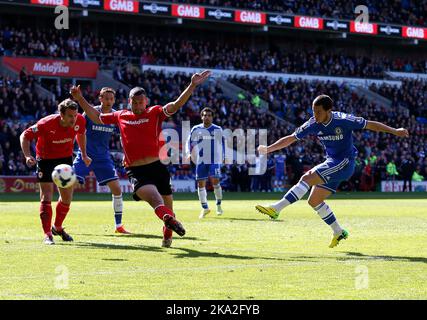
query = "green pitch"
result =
(0, 192, 426, 300)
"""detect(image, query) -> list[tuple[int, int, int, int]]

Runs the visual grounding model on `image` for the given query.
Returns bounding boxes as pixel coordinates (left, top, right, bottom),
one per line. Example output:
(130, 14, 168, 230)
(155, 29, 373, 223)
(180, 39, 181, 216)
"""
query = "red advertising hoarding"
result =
(0, 176, 97, 193)
(294, 16, 324, 30)
(402, 26, 426, 39)
(171, 4, 205, 19)
(3, 57, 99, 79)
(350, 21, 378, 34)
(234, 10, 266, 25)
(104, 0, 139, 13)
(30, 0, 69, 6)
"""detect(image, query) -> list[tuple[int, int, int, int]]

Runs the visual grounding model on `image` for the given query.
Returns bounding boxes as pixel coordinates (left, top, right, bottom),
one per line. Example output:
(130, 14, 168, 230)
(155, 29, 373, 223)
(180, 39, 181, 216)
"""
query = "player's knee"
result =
(307, 197, 321, 208)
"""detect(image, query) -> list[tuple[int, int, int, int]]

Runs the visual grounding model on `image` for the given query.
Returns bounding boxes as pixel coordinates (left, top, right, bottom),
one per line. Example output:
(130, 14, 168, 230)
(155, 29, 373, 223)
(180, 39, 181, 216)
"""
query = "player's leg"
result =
(307, 186, 348, 248)
(196, 163, 210, 218)
(106, 179, 131, 234)
(161, 194, 174, 247)
(134, 185, 185, 239)
(210, 164, 223, 215)
(128, 162, 185, 246)
(256, 167, 322, 220)
(197, 179, 210, 218)
(52, 183, 75, 242)
(39, 182, 55, 244)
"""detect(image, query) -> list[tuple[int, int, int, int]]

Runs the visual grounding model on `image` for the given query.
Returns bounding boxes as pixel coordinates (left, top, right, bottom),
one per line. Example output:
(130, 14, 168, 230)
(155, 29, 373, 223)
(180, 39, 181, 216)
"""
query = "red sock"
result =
(54, 201, 70, 231)
(154, 205, 174, 221)
(154, 205, 175, 239)
(40, 201, 52, 235)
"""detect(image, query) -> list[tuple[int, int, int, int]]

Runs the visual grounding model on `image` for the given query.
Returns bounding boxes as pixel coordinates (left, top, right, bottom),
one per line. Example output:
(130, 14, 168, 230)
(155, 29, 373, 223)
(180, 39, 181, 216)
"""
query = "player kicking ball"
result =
(256, 95, 409, 248)
(186, 107, 224, 218)
(20, 99, 92, 245)
(73, 87, 130, 234)
(70, 70, 211, 247)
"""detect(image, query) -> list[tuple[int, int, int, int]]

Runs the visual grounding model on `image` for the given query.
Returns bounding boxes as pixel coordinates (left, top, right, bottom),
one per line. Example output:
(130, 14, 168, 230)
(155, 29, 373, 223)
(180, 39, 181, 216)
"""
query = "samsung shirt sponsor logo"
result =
(142, 3, 169, 14)
(318, 135, 344, 141)
(207, 9, 232, 20)
(92, 125, 115, 133)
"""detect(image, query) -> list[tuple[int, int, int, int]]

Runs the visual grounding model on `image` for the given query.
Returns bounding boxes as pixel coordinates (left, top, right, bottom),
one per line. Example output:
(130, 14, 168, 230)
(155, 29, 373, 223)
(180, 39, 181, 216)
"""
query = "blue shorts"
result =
(196, 163, 222, 181)
(73, 157, 118, 186)
(313, 158, 355, 193)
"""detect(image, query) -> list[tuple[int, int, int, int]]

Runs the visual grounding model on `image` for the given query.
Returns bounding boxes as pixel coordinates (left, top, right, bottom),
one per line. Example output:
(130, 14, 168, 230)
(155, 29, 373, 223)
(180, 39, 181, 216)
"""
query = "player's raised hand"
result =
(395, 128, 409, 138)
(82, 155, 92, 167)
(25, 156, 36, 167)
(70, 85, 82, 101)
(258, 145, 268, 155)
(191, 70, 211, 86)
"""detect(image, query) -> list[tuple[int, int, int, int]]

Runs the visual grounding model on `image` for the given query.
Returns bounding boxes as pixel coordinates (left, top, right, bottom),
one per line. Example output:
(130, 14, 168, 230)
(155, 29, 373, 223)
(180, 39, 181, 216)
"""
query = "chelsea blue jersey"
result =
(186, 123, 225, 164)
(78, 106, 117, 161)
(294, 111, 367, 160)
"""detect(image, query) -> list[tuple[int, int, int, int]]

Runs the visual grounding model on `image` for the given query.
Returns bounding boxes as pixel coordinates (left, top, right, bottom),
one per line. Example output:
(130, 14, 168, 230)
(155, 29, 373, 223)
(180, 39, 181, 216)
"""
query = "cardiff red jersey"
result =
(23, 114, 86, 159)
(100, 105, 172, 166)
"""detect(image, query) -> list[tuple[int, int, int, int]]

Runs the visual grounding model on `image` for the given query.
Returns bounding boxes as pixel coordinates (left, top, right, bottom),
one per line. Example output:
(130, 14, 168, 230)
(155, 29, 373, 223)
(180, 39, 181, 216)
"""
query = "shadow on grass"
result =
(102, 258, 128, 262)
(59, 241, 163, 253)
(341, 251, 427, 264)
(74, 233, 205, 241)
(219, 217, 283, 222)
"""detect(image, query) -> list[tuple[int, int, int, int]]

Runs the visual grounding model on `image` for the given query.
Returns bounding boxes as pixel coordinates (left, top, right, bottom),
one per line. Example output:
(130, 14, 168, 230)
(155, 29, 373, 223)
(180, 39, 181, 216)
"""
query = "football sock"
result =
(54, 201, 70, 231)
(154, 205, 175, 239)
(271, 180, 310, 212)
(213, 184, 222, 206)
(198, 187, 209, 209)
(313, 202, 343, 235)
(112, 194, 123, 228)
(40, 200, 53, 236)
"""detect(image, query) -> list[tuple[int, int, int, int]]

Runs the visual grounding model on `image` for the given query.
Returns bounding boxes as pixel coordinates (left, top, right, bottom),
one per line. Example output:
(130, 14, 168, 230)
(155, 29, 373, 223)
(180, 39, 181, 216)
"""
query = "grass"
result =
(0, 192, 426, 300)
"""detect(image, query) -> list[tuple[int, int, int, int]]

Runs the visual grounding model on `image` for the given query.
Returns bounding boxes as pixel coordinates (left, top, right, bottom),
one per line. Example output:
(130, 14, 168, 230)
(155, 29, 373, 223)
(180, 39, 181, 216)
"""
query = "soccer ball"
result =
(52, 164, 77, 189)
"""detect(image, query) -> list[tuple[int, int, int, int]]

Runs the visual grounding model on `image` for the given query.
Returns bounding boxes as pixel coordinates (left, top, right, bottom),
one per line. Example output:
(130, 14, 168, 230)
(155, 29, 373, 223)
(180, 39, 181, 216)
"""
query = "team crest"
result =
(335, 127, 343, 135)
(38, 172, 43, 179)
(74, 125, 80, 131)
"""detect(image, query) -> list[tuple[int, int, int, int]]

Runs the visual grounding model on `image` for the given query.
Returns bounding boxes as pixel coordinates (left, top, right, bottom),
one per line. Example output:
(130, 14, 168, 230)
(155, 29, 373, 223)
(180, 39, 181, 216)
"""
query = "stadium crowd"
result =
(177, 0, 427, 27)
(1, 67, 426, 192)
(1, 25, 426, 79)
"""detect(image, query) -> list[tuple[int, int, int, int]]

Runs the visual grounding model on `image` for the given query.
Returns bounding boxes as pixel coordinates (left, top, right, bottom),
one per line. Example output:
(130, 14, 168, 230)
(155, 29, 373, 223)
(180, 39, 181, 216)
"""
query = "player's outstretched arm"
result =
(258, 134, 297, 155)
(70, 85, 102, 124)
(164, 70, 211, 115)
(365, 121, 409, 138)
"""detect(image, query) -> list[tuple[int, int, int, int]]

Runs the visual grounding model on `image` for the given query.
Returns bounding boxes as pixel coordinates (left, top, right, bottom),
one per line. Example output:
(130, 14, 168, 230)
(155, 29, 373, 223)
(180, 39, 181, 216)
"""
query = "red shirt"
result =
(100, 105, 171, 166)
(23, 114, 86, 159)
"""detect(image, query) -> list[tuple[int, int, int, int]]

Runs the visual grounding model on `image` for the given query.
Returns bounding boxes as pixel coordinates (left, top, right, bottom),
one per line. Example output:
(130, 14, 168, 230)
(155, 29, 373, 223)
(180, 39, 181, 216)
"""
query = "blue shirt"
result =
(78, 106, 117, 161)
(294, 111, 367, 160)
(186, 123, 224, 164)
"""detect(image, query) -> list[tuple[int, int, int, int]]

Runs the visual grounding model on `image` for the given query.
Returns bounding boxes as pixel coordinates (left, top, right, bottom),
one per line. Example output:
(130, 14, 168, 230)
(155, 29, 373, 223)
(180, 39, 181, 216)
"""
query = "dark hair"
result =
(313, 95, 333, 111)
(58, 99, 78, 114)
(200, 107, 214, 117)
(129, 87, 146, 98)
(100, 87, 116, 97)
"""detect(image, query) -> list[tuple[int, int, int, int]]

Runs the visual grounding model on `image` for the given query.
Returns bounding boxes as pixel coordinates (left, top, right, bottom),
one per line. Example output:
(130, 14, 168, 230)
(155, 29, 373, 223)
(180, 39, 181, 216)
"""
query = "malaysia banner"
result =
(2, 57, 99, 79)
